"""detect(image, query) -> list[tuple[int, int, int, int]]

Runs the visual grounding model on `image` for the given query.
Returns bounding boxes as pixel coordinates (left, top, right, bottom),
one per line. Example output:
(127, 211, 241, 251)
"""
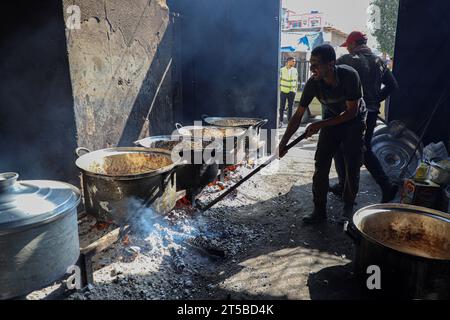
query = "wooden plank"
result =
(80, 226, 125, 256)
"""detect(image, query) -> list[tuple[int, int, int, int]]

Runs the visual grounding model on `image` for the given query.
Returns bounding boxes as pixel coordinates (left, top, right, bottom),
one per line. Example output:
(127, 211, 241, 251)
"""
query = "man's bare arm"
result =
(280, 106, 307, 146)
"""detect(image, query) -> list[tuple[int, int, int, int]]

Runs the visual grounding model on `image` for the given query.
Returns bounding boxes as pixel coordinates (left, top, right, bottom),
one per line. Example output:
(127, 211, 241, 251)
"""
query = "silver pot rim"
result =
(175, 124, 247, 139)
(75, 147, 179, 180)
(352, 203, 450, 261)
(203, 116, 268, 129)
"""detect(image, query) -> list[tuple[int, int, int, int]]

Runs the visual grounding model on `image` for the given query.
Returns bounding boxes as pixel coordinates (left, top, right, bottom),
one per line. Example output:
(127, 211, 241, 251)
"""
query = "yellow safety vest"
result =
(280, 66, 298, 94)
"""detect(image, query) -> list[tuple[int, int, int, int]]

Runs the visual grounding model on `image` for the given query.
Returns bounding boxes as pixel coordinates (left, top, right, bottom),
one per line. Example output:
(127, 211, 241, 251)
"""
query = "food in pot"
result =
(184, 128, 242, 139)
(209, 119, 260, 127)
(151, 140, 182, 150)
(88, 153, 172, 176)
(152, 139, 209, 151)
(361, 212, 450, 260)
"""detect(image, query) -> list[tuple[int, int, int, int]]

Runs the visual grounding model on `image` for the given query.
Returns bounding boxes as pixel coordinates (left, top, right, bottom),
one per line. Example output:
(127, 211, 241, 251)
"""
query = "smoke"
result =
(124, 197, 214, 254)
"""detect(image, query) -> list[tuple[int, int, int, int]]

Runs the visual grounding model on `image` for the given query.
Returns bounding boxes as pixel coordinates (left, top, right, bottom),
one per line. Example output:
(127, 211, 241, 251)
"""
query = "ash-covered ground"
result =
(27, 124, 395, 300)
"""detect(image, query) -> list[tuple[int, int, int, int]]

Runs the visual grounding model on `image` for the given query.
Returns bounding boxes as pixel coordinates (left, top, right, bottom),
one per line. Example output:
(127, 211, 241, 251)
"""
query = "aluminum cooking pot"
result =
(0, 172, 81, 300)
(134, 136, 220, 201)
(202, 115, 268, 130)
(75, 147, 178, 224)
(175, 123, 247, 166)
(345, 203, 450, 299)
(202, 115, 269, 160)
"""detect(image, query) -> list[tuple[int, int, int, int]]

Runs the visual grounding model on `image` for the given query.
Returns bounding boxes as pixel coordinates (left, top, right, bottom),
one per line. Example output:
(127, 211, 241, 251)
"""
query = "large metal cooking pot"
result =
(371, 126, 423, 183)
(175, 123, 247, 167)
(345, 203, 450, 299)
(134, 135, 219, 201)
(0, 172, 81, 300)
(202, 115, 268, 160)
(75, 147, 178, 224)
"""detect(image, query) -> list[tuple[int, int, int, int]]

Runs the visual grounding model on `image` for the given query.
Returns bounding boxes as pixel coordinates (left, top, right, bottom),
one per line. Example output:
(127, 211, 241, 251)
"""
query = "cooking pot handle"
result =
(75, 147, 92, 157)
(175, 123, 183, 131)
(162, 166, 177, 187)
(343, 221, 361, 244)
(254, 119, 269, 129)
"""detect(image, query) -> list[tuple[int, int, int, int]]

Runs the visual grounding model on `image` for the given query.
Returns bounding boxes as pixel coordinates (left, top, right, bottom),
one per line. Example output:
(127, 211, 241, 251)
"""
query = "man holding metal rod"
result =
(278, 44, 367, 224)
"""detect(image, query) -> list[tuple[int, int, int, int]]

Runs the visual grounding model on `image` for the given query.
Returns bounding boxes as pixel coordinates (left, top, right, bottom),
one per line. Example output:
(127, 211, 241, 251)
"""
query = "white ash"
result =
(27, 163, 264, 300)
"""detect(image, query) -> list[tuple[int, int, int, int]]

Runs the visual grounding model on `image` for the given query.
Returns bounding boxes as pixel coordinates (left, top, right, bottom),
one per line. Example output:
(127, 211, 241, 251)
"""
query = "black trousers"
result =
(334, 111, 390, 190)
(280, 92, 295, 122)
(313, 119, 366, 208)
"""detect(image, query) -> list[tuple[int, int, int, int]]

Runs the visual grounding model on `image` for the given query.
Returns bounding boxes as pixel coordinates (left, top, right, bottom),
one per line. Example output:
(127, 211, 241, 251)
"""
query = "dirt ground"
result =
(26, 123, 394, 300)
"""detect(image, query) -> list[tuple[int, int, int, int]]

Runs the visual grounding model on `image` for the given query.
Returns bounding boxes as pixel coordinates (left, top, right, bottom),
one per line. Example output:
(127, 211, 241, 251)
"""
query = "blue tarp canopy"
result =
(281, 46, 296, 52)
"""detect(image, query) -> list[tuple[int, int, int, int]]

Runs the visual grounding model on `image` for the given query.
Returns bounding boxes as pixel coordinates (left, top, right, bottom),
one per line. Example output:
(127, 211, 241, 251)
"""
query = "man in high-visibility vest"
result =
(279, 57, 298, 125)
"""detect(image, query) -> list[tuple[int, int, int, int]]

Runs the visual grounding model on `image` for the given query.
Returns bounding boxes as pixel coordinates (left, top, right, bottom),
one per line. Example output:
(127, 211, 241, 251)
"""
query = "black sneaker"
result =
(381, 184, 399, 203)
(302, 207, 327, 225)
(328, 183, 343, 198)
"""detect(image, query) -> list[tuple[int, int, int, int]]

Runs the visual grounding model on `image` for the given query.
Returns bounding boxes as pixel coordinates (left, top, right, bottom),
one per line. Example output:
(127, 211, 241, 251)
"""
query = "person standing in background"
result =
(279, 57, 298, 126)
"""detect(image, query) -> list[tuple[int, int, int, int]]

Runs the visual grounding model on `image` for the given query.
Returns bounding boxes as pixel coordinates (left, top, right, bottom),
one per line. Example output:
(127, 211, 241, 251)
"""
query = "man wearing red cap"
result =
(330, 31, 399, 203)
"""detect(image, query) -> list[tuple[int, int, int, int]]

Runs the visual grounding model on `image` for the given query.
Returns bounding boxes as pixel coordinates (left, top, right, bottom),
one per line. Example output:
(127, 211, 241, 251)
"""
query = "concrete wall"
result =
(63, 0, 178, 150)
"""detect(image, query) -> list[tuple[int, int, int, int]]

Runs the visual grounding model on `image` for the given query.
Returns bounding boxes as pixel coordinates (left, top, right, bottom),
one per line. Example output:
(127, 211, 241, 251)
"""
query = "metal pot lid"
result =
(371, 133, 423, 183)
(0, 172, 81, 231)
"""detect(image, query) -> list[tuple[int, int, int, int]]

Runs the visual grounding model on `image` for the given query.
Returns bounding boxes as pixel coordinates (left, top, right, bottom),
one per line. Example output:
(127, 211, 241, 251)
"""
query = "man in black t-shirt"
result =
(279, 44, 367, 224)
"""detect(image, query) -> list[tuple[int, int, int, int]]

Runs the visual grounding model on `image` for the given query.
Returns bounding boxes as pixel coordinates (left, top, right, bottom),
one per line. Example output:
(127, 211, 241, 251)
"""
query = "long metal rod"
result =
(198, 132, 307, 212)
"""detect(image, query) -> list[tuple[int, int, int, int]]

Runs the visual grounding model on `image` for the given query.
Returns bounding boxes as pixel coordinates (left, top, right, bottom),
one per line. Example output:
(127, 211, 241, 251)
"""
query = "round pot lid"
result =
(0, 172, 81, 232)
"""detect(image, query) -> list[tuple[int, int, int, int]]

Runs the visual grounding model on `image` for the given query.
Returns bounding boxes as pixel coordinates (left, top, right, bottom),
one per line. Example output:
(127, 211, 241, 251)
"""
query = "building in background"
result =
(281, 9, 348, 57)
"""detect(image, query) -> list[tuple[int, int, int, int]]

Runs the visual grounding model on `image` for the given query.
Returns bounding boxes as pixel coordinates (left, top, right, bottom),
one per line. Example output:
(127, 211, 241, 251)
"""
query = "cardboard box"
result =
(401, 179, 442, 210)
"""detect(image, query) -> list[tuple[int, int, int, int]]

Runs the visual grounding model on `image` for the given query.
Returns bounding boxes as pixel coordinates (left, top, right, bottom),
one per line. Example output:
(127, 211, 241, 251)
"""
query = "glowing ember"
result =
(224, 165, 239, 172)
(122, 234, 130, 246)
(90, 221, 112, 231)
(175, 196, 192, 208)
